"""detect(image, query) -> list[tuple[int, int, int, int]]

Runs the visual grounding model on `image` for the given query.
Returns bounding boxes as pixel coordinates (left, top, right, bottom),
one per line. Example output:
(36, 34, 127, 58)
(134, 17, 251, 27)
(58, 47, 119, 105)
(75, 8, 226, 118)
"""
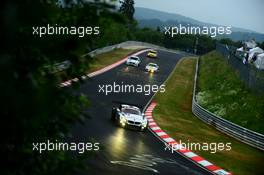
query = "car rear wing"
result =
(112, 101, 143, 110)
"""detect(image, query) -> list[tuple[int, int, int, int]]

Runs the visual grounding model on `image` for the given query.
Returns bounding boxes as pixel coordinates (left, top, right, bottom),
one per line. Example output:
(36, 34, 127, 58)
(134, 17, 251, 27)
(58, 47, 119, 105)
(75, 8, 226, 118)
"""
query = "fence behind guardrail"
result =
(216, 43, 264, 93)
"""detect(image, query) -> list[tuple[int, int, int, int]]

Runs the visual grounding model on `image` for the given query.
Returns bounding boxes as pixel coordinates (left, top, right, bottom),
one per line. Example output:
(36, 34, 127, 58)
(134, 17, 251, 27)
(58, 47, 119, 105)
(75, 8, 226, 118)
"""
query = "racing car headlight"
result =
(120, 114, 127, 123)
(142, 119, 148, 127)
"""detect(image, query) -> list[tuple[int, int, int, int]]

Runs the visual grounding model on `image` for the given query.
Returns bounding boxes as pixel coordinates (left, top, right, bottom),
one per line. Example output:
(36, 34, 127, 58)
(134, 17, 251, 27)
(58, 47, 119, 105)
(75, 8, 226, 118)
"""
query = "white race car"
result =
(126, 56, 141, 67)
(111, 103, 148, 131)
(145, 63, 159, 73)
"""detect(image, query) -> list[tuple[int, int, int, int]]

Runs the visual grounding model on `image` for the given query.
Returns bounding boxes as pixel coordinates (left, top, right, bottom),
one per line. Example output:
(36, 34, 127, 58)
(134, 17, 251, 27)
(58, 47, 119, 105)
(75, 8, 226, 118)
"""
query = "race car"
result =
(145, 63, 159, 73)
(111, 103, 148, 131)
(147, 50, 158, 58)
(126, 56, 141, 67)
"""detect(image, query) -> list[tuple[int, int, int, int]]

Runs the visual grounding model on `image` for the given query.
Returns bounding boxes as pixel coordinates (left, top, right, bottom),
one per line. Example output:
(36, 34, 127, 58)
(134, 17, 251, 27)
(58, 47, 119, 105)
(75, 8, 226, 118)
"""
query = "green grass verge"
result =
(197, 51, 264, 134)
(153, 57, 264, 175)
(87, 48, 138, 73)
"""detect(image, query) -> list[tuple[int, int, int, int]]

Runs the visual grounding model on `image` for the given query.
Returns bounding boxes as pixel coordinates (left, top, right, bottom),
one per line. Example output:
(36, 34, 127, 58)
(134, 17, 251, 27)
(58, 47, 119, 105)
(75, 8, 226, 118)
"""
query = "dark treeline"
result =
(1, 1, 122, 175)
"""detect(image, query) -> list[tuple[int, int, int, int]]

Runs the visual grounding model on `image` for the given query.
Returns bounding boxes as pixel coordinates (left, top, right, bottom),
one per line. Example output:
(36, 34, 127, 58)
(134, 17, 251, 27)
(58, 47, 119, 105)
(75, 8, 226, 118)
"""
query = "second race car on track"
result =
(111, 103, 148, 131)
(126, 55, 141, 67)
(147, 50, 158, 58)
(145, 63, 159, 73)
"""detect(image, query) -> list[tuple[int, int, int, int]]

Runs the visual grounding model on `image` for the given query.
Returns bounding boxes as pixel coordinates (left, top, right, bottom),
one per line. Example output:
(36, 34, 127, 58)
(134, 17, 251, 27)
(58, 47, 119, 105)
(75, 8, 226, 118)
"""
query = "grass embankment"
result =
(197, 51, 264, 134)
(153, 57, 264, 175)
(87, 48, 138, 73)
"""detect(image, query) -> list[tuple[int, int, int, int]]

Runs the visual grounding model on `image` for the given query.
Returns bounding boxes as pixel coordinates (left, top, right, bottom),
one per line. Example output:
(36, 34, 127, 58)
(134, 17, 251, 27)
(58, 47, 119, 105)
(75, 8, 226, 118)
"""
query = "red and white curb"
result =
(60, 49, 150, 88)
(145, 102, 232, 175)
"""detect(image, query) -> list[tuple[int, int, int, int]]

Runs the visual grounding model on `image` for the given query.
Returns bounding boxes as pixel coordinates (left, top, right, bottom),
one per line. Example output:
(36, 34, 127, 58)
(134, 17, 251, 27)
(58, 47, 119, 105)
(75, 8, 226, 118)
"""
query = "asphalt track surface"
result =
(71, 50, 211, 175)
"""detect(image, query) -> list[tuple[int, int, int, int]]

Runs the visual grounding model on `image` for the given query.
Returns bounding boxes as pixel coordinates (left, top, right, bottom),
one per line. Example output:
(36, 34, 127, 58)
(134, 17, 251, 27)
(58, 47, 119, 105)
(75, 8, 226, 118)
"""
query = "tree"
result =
(260, 42, 264, 50)
(156, 26, 161, 32)
(119, 0, 135, 21)
(219, 38, 242, 47)
(1, 1, 120, 175)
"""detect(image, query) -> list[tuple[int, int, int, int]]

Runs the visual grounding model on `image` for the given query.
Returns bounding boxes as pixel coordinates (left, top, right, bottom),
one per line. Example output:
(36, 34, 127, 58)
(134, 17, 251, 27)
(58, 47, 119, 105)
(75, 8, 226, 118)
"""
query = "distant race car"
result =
(145, 63, 159, 73)
(126, 56, 141, 67)
(147, 50, 158, 58)
(111, 103, 148, 131)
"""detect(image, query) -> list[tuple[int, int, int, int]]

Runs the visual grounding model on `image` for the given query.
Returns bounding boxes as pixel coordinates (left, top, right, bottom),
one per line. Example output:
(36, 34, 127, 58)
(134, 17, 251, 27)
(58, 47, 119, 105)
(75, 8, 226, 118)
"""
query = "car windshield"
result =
(129, 56, 139, 60)
(148, 63, 157, 67)
(122, 108, 140, 115)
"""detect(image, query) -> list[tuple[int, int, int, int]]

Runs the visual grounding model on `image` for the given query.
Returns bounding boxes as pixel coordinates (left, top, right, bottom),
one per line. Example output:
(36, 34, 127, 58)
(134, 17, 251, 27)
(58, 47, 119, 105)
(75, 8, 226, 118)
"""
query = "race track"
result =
(70, 50, 211, 175)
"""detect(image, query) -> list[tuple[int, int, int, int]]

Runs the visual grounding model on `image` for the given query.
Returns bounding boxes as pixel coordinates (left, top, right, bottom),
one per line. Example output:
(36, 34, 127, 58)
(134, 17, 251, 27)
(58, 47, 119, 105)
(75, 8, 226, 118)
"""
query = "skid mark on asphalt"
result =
(110, 154, 203, 174)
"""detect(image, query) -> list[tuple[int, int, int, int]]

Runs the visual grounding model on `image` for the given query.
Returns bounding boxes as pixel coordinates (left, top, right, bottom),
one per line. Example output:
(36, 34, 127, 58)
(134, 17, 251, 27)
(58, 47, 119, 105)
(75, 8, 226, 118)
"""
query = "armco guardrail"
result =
(192, 57, 264, 150)
(84, 41, 192, 57)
